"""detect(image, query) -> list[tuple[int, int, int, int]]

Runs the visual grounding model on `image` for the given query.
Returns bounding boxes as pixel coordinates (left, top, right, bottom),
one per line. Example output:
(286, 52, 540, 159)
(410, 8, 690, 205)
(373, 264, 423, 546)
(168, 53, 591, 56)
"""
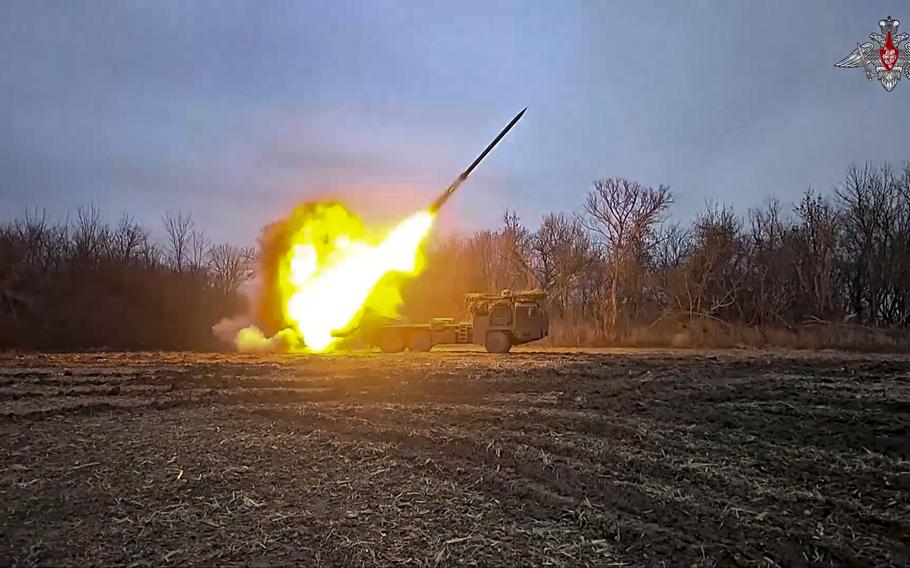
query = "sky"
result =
(1, 1, 909, 245)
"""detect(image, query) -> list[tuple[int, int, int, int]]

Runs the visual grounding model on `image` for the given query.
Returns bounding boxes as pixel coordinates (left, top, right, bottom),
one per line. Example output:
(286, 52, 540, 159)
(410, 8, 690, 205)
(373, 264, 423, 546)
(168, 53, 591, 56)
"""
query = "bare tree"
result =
(189, 229, 209, 272)
(836, 163, 906, 325)
(462, 229, 499, 292)
(163, 211, 194, 272)
(72, 204, 108, 265)
(675, 203, 747, 320)
(651, 223, 693, 314)
(110, 214, 151, 264)
(582, 178, 672, 337)
(499, 211, 536, 290)
(744, 197, 797, 325)
(532, 213, 599, 318)
(13, 208, 50, 272)
(791, 190, 842, 321)
(208, 244, 255, 296)
(898, 163, 910, 326)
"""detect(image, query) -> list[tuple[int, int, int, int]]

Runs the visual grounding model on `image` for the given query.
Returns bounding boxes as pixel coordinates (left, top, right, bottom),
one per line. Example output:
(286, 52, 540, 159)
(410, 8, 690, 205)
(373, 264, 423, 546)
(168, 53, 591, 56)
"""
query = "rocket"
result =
(428, 107, 526, 213)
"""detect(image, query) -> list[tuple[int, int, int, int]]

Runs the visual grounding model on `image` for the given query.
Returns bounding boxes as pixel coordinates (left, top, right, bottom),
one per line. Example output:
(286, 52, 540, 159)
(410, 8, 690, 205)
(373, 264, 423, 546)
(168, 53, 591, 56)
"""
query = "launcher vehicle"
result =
(360, 290, 548, 353)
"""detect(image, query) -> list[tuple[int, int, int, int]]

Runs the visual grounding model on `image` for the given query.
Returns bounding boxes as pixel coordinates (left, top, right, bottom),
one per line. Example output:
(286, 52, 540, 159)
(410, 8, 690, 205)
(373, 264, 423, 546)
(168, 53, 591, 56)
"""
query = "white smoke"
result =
(211, 275, 298, 353)
(212, 314, 251, 344)
(234, 326, 300, 353)
(212, 315, 301, 353)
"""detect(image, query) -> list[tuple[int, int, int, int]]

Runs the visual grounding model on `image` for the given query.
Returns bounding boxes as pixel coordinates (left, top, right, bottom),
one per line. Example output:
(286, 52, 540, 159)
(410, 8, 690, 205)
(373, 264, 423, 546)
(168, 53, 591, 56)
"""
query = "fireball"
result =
(274, 203, 433, 352)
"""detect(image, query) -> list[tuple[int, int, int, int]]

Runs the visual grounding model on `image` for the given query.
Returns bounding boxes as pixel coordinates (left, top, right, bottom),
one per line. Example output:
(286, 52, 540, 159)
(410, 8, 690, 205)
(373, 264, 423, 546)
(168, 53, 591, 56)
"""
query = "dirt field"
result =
(1, 349, 908, 567)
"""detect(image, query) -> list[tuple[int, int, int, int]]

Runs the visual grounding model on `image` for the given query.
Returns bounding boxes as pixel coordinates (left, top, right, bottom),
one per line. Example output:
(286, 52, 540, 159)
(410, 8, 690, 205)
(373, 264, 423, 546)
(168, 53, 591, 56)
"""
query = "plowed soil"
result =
(1, 349, 909, 567)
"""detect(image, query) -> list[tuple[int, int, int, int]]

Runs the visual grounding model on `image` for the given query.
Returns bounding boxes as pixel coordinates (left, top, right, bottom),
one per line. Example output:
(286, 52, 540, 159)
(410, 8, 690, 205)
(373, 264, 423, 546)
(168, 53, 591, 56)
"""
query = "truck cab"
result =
(466, 290, 549, 352)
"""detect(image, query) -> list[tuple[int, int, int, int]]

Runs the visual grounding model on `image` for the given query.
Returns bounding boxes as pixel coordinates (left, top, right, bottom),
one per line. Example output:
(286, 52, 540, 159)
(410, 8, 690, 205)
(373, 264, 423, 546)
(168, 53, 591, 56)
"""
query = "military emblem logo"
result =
(835, 16, 908, 92)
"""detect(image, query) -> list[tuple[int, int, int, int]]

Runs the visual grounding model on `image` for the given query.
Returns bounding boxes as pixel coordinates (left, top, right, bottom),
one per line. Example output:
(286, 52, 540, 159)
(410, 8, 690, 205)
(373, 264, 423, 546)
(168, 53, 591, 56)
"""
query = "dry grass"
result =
(545, 318, 910, 352)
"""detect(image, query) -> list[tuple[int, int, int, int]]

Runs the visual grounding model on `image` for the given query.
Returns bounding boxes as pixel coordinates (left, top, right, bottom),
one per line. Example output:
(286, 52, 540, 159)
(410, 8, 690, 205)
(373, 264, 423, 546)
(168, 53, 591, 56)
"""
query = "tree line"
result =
(0, 206, 254, 350)
(402, 162, 910, 349)
(2, 161, 908, 351)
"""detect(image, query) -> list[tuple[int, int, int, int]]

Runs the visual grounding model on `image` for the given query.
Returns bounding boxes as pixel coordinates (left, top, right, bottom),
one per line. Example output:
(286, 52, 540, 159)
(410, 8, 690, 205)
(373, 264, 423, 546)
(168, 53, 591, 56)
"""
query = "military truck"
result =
(361, 290, 548, 353)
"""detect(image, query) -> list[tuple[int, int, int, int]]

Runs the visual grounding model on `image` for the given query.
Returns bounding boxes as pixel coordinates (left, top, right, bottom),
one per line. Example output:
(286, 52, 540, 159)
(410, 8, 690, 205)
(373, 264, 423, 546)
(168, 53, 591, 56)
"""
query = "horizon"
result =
(4, 157, 906, 249)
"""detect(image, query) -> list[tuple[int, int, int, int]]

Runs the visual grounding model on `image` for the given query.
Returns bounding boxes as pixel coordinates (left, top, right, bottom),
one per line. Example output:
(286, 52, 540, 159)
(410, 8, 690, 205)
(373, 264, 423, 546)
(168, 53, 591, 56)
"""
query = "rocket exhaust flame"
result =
(230, 108, 526, 353)
(282, 207, 434, 351)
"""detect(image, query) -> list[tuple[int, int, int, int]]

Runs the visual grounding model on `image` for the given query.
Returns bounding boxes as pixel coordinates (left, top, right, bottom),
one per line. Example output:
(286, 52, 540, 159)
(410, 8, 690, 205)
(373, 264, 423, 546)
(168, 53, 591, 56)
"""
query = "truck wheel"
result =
(408, 331, 433, 352)
(485, 331, 512, 353)
(376, 331, 405, 353)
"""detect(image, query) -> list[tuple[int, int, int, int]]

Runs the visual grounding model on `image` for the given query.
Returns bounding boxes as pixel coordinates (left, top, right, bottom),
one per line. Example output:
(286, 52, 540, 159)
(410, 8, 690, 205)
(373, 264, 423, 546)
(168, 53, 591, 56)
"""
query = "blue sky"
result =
(1, 1, 908, 244)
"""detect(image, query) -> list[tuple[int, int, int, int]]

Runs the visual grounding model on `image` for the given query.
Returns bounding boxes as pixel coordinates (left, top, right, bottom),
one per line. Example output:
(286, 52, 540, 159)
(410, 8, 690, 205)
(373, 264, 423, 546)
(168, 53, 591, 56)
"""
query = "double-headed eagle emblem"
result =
(835, 16, 909, 92)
